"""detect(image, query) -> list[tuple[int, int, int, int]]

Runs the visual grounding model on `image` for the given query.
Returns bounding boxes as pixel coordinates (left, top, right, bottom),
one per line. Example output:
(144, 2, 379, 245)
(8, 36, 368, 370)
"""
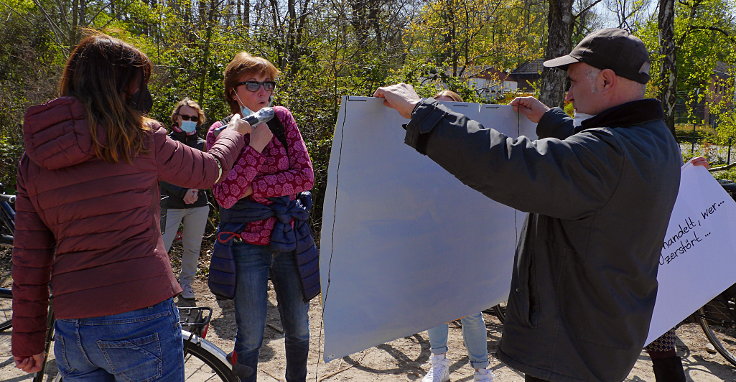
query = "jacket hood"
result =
(23, 96, 105, 170)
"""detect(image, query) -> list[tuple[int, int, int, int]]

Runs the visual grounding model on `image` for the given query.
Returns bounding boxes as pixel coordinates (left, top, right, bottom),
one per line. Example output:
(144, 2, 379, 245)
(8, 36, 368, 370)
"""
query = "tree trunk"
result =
(540, 0, 573, 108)
(199, 0, 208, 24)
(658, 0, 677, 135)
(197, 0, 219, 107)
(351, 0, 369, 46)
(243, 0, 250, 27)
(368, 0, 382, 48)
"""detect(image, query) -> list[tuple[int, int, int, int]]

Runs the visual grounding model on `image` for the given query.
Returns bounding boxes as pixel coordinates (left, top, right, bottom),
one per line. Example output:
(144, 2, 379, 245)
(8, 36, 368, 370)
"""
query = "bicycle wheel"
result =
(183, 331, 238, 381)
(492, 303, 506, 323)
(483, 303, 506, 324)
(0, 287, 12, 332)
(0, 203, 13, 245)
(697, 295, 736, 367)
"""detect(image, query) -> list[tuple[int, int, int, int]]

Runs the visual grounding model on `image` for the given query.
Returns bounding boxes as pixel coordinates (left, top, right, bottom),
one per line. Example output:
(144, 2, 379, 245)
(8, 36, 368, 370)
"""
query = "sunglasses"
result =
(236, 80, 276, 92)
(178, 114, 198, 121)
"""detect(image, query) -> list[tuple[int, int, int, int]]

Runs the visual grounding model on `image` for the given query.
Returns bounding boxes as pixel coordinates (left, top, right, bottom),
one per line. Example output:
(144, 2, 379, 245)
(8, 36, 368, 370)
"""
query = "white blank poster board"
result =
(320, 96, 537, 362)
(646, 164, 736, 343)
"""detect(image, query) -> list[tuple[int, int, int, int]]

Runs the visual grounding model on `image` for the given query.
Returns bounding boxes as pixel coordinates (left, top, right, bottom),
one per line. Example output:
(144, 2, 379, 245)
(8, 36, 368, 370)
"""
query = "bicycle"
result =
(482, 303, 506, 323)
(690, 179, 736, 367)
(0, 183, 15, 334)
(0, 287, 10, 332)
(0, 183, 15, 246)
(696, 284, 736, 367)
(0, 287, 240, 381)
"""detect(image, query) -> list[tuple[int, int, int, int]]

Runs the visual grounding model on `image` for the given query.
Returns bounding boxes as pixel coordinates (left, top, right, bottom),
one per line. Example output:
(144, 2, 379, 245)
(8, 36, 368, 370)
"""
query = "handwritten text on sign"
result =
(647, 164, 736, 344)
(660, 199, 725, 265)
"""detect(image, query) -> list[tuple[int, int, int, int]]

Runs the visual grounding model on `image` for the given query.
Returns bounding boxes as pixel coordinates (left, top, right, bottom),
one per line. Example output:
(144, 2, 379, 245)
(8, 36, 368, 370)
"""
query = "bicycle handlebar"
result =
(0, 194, 15, 204)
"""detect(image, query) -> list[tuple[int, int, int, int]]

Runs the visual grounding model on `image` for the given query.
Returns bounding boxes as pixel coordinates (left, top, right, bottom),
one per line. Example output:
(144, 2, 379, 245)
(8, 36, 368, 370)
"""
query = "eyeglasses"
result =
(236, 80, 276, 92)
(178, 114, 198, 121)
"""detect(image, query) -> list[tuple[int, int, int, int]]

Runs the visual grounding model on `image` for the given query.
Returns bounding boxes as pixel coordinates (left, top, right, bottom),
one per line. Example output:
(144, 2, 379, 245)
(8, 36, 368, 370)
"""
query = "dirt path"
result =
(2, 247, 736, 381)
(192, 278, 736, 382)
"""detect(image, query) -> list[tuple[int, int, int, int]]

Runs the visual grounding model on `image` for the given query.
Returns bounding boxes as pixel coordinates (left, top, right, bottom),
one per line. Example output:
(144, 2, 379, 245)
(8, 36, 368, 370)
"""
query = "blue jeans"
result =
(53, 298, 183, 382)
(232, 242, 310, 382)
(427, 312, 489, 369)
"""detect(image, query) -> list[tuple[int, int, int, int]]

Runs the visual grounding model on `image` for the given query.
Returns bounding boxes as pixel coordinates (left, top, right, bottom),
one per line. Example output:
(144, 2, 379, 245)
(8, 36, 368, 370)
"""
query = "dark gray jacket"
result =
(404, 98, 681, 382)
(160, 130, 209, 209)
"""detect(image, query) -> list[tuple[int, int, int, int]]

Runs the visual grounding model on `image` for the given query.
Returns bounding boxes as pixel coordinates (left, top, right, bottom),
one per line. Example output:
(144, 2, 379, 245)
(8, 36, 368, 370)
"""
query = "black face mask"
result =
(128, 84, 153, 114)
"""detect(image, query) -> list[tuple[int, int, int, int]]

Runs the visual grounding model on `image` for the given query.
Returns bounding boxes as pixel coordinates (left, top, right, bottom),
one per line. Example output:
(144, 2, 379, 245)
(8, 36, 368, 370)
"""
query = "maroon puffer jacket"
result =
(11, 97, 245, 357)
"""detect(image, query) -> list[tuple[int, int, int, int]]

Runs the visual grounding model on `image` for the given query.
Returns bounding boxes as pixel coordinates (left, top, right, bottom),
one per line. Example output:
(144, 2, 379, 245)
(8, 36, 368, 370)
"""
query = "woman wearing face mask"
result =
(12, 32, 249, 380)
(160, 98, 210, 301)
(205, 52, 317, 382)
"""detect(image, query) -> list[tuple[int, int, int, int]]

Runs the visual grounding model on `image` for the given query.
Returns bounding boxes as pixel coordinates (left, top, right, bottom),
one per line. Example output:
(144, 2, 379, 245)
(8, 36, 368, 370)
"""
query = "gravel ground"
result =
(1, 244, 735, 381)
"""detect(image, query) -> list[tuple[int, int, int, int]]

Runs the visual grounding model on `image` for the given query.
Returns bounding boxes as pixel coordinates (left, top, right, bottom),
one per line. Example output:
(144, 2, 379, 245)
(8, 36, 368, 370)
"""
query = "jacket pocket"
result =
(508, 249, 537, 328)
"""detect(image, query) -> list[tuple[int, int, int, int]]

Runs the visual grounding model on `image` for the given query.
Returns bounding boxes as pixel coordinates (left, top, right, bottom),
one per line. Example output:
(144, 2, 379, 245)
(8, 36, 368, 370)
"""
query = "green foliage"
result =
(0, 0, 61, 191)
(0, 137, 23, 191)
(9, 0, 734, 238)
(674, 123, 717, 141)
(638, 0, 736, 142)
(712, 166, 736, 181)
(404, 0, 545, 75)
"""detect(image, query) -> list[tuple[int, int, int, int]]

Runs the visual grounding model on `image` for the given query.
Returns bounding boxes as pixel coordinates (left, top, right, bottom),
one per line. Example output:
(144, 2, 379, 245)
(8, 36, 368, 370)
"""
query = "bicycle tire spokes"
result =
(0, 288, 11, 332)
(699, 294, 736, 367)
(0, 196, 15, 245)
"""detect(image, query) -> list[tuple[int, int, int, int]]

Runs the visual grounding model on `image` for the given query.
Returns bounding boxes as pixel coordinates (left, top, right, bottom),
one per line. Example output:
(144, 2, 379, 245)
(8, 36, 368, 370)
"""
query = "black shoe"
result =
(652, 356, 686, 382)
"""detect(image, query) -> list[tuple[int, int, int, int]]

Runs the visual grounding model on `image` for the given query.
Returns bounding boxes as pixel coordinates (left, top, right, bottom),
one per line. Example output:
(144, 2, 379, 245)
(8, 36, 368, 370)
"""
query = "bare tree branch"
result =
(573, 0, 603, 19)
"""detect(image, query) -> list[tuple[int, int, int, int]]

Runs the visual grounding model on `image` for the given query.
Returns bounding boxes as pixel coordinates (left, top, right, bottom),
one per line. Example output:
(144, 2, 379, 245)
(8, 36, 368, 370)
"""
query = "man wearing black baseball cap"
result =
(374, 27, 682, 382)
(544, 27, 651, 84)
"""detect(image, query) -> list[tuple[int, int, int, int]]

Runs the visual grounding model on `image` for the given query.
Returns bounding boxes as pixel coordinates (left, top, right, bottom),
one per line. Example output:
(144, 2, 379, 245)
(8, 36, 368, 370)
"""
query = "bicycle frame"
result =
(182, 329, 231, 366)
(0, 194, 15, 245)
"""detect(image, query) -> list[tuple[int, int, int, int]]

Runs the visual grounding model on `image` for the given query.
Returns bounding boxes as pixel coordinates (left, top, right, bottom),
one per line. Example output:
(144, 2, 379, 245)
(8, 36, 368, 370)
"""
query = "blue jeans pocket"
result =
(97, 332, 163, 382)
(53, 333, 75, 374)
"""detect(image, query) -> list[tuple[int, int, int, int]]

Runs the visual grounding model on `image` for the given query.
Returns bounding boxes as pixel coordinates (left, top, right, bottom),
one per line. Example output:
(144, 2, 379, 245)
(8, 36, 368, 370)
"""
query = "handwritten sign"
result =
(646, 163, 736, 343)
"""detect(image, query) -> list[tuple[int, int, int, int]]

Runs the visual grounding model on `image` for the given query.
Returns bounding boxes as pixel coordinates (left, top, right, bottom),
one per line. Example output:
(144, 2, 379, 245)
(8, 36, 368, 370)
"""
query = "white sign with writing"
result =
(319, 96, 536, 362)
(646, 163, 736, 343)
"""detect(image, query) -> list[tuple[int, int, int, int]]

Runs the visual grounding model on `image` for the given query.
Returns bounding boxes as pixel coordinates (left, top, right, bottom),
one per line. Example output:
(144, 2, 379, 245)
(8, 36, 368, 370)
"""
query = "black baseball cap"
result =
(543, 28, 651, 84)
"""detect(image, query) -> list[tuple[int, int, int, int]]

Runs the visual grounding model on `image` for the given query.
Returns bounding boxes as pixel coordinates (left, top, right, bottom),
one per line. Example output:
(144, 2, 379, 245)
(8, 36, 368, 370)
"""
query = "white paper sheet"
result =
(320, 96, 536, 362)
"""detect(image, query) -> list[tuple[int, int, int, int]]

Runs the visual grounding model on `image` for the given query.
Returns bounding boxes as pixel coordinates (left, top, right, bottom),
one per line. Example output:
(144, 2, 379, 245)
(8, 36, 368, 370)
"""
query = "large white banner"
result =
(319, 96, 736, 360)
(646, 163, 736, 343)
(319, 97, 536, 362)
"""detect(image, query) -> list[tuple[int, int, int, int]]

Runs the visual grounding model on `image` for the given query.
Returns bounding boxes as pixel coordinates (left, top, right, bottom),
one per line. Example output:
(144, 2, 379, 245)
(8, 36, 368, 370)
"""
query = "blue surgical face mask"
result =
(180, 120, 197, 134)
(233, 92, 254, 117)
(240, 105, 254, 117)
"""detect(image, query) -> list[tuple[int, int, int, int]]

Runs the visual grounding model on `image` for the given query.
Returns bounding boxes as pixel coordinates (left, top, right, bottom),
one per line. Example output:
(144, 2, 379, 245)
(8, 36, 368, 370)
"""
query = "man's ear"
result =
(600, 69, 617, 90)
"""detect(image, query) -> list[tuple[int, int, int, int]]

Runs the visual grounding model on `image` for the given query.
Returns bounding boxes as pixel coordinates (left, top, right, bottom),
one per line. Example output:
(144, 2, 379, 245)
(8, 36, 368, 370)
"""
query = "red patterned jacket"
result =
(206, 106, 314, 245)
